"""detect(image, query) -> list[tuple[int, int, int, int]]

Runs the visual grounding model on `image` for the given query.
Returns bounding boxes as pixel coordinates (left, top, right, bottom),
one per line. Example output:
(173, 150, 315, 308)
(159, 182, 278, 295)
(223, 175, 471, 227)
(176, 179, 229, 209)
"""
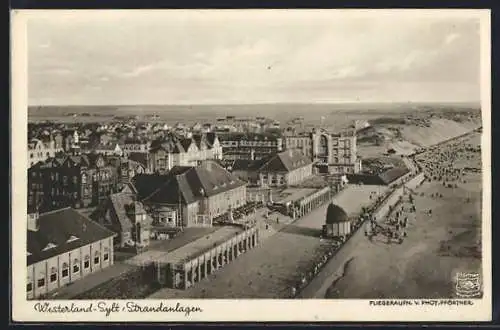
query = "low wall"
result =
(373, 172, 425, 221)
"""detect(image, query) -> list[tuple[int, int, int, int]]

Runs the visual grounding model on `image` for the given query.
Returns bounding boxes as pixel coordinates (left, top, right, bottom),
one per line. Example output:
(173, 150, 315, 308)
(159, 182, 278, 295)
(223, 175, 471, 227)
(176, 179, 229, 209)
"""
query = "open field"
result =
(148, 184, 388, 298)
(324, 132, 482, 299)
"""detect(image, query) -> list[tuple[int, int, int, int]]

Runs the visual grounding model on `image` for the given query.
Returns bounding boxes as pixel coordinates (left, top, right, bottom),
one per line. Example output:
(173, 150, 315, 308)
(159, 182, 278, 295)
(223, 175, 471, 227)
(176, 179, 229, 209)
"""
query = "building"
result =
(61, 130, 85, 153)
(229, 158, 269, 186)
(28, 138, 63, 168)
(322, 203, 351, 238)
(27, 207, 116, 299)
(28, 153, 118, 212)
(284, 128, 361, 175)
(257, 150, 313, 187)
(155, 225, 259, 290)
(122, 138, 151, 155)
(106, 156, 147, 190)
(218, 132, 284, 160)
(282, 131, 313, 158)
(148, 133, 223, 173)
(92, 142, 124, 157)
(91, 194, 153, 248)
(132, 160, 247, 227)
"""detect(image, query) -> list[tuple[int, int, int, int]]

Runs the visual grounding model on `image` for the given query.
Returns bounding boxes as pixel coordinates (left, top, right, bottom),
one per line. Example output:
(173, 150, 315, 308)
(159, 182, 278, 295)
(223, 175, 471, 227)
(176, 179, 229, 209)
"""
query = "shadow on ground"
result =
(280, 225, 322, 238)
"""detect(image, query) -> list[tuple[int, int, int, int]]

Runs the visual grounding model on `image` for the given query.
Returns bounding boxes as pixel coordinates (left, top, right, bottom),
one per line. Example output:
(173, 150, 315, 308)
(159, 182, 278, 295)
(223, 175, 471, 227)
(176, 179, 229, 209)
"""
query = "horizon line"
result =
(28, 100, 482, 108)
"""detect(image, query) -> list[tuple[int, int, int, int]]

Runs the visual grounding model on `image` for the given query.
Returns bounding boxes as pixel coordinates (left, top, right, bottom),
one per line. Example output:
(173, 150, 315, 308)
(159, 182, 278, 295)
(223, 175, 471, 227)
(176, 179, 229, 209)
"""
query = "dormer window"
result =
(67, 235, 79, 243)
(42, 242, 57, 251)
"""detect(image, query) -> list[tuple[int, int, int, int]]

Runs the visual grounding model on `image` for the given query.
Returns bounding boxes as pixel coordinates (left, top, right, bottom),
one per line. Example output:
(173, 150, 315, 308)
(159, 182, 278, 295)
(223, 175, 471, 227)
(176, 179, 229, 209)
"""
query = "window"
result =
(73, 259, 80, 273)
(84, 255, 90, 269)
(81, 174, 87, 184)
(30, 154, 34, 159)
(50, 267, 57, 283)
(62, 263, 69, 278)
(27, 280, 33, 292)
(37, 277, 45, 288)
(94, 251, 100, 265)
(103, 247, 109, 261)
(73, 176, 78, 184)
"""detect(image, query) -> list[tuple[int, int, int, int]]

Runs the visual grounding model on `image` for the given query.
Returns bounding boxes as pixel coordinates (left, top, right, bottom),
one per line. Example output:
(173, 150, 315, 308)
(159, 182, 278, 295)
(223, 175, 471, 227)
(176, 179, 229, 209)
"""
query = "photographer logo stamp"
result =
(455, 272, 482, 298)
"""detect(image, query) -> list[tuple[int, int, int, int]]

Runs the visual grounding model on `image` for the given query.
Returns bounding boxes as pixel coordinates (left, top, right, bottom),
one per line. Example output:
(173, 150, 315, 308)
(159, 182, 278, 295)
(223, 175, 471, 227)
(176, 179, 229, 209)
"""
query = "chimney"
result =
(27, 211, 40, 232)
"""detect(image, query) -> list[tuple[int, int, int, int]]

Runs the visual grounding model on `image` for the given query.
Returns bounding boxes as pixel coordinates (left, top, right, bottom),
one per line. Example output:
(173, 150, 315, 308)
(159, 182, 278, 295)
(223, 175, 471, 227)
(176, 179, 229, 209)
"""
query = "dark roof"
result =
(136, 161, 246, 205)
(27, 208, 116, 266)
(192, 134, 208, 149)
(108, 193, 135, 231)
(206, 132, 218, 147)
(346, 174, 385, 185)
(32, 152, 108, 170)
(132, 174, 171, 200)
(325, 204, 349, 224)
(128, 152, 149, 168)
(378, 167, 410, 185)
(150, 136, 186, 154)
(259, 150, 312, 173)
(180, 138, 194, 151)
(231, 159, 267, 172)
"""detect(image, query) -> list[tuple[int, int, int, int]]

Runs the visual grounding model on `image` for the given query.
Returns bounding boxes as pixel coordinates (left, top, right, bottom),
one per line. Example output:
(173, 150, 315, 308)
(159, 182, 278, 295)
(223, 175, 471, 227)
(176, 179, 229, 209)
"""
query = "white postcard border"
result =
(11, 9, 492, 322)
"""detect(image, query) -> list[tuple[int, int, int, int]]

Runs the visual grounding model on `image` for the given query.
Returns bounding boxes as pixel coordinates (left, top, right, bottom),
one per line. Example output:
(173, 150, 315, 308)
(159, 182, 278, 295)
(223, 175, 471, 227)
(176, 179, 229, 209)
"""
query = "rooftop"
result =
(274, 188, 318, 205)
(27, 207, 116, 266)
(158, 226, 244, 265)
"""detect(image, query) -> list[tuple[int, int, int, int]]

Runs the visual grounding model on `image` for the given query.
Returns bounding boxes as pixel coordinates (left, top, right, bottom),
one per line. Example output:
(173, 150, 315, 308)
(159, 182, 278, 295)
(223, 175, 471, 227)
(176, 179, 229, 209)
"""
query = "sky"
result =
(27, 10, 484, 105)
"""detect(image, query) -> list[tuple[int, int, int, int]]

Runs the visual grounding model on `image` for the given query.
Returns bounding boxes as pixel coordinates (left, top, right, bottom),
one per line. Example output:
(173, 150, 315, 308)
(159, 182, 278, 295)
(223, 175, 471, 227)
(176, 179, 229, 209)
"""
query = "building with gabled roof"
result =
(27, 207, 116, 299)
(131, 160, 247, 227)
(91, 193, 153, 248)
(257, 150, 313, 187)
(28, 137, 63, 168)
(148, 132, 223, 174)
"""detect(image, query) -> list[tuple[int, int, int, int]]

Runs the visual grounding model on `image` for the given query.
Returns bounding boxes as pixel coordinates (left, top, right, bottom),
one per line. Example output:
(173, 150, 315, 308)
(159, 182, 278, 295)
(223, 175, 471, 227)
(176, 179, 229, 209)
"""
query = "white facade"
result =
(28, 139, 63, 168)
(27, 237, 114, 299)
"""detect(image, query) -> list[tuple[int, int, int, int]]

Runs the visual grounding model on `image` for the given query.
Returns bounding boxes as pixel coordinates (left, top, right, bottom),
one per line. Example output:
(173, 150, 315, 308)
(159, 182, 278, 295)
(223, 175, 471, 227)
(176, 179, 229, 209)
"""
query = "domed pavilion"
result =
(322, 203, 351, 238)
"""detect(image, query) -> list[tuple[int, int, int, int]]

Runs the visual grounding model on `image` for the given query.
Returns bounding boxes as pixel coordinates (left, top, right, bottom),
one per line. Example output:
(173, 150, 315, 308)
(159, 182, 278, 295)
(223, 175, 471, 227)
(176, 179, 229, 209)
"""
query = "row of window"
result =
(27, 251, 109, 293)
(31, 171, 112, 182)
(29, 152, 52, 159)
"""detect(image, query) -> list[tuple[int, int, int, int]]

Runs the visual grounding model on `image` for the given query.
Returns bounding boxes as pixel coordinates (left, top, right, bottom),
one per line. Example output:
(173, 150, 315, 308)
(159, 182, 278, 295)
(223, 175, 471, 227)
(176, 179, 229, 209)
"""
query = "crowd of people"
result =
(418, 138, 481, 188)
(287, 132, 481, 298)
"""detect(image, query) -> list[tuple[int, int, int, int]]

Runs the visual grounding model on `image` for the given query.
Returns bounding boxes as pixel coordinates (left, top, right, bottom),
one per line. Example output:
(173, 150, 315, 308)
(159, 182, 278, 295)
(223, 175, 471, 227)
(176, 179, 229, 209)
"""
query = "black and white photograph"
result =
(11, 9, 491, 322)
